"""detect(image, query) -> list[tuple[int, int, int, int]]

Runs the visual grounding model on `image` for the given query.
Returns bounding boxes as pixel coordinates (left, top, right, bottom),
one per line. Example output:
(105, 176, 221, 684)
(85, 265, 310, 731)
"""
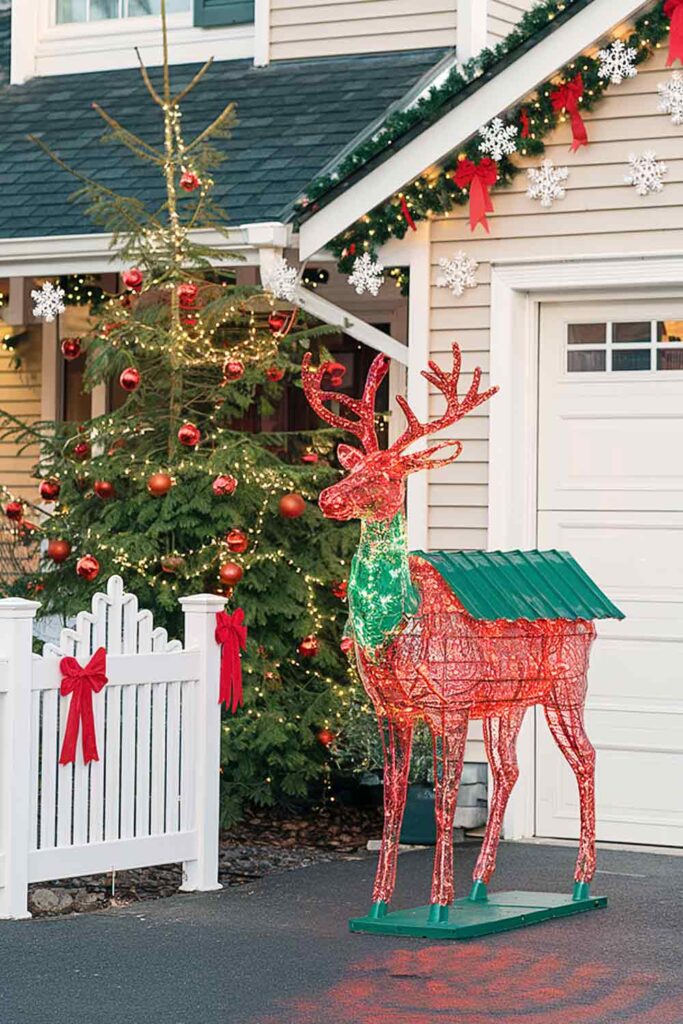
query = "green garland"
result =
(294, 0, 670, 278)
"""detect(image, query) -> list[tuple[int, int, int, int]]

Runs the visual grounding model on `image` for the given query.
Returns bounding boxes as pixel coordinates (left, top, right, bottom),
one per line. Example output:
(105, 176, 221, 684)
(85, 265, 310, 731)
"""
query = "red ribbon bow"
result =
(665, 0, 683, 65)
(59, 647, 108, 766)
(520, 108, 531, 139)
(215, 609, 247, 713)
(399, 194, 417, 231)
(453, 158, 498, 232)
(551, 74, 588, 152)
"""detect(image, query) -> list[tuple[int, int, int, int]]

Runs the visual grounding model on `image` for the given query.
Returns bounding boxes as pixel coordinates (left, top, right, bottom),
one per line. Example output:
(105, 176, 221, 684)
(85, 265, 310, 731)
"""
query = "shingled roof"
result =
(0, 46, 446, 240)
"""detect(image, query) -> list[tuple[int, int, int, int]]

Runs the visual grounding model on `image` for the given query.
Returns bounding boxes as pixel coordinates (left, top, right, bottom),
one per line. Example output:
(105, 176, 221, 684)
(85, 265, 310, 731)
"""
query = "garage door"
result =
(536, 299, 683, 847)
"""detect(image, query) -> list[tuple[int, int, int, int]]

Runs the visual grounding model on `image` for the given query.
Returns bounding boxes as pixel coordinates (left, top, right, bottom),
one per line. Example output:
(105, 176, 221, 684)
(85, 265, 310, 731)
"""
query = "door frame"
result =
(488, 252, 683, 839)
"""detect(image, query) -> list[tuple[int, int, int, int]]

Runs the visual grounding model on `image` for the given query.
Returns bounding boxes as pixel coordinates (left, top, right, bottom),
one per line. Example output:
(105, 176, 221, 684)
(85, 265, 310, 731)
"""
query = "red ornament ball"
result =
(4, 500, 23, 521)
(301, 451, 319, 464)
(122, 268, 144, 292)
(61, 337, 82, 361)
(226, 528, 248, 554)
(265, 366, 285, 383)
(147, 472, 173, 496)
(323, 361, 346, 388)
(279, 493, 306, 518)
(331, 579, 348, 600)
(47, 538, 71, 563)
(222, 358, 245, 383)
(268, 311, 289, 336)
(179, 169, 201, 192)
(94, 480, 116, 500)
(76, 554, 100, 581)
(72, 440, 91, 462)
(161, 554, 186, 574)
(39, 479, 61, 502)
(177, 283, 199, 309)
(212, 474, 237, 496)
(317, 728, 335, 747)
(219, 562, 243, 586)
(178, 422, 201, 447)
(340, 636, 354, 655)
(119, 367, 141, 393)
(298, 634, 319, 658)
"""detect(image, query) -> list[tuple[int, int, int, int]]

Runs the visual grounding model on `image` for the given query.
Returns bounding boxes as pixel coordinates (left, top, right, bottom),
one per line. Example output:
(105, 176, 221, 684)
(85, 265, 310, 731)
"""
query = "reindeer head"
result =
(302, 342, 497, 522)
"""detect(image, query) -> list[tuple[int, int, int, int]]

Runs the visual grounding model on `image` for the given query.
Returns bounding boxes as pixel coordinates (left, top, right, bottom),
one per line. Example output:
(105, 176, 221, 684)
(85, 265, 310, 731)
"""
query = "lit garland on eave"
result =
(294, 0, 670, 278)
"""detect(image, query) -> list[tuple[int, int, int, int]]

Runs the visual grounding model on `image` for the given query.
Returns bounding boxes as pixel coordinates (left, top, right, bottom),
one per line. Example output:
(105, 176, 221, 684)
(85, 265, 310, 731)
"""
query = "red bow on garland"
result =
(665, 0, 683, 65)
(520, 108, 531, 139)
(58, 647, 108, 766)
(551, 74, 588, 152)
(399, 194, 417, 231)
(215, 609, 247, 713)
(453, 158, 498, 232)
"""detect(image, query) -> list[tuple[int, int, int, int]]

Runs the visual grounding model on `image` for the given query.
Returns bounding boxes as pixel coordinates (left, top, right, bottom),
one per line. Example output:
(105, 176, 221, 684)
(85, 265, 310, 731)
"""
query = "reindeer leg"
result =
(470, 706, 527, 901)
(543, 701, 597, 898)
(428, 712, 468, 921)
(371, 715, 413, 916)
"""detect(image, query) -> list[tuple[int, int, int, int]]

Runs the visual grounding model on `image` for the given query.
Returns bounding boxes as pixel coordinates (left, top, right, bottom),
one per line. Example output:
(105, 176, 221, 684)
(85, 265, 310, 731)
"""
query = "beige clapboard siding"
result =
(488, 0, 535, 44)
(427, 45, 683, 553)
(270, 0, 457, 60)
(0, 333, 41, 502)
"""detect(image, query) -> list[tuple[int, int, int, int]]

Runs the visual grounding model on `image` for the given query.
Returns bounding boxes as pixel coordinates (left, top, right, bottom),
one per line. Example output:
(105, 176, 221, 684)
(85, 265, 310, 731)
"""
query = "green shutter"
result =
(194, 0, 254, 27)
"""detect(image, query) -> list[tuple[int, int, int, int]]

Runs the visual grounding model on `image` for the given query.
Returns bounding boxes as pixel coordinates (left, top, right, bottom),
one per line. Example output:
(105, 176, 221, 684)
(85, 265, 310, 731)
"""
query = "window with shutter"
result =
(193, 0, 253, 27)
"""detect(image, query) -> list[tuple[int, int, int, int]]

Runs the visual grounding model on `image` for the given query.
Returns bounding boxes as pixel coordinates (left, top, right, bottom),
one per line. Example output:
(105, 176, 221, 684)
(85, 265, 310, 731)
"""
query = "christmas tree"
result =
(0, 4, 357, 824)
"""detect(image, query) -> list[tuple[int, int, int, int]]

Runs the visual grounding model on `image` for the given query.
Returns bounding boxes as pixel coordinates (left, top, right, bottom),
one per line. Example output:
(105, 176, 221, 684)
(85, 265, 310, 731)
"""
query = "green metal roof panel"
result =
(412, 549, 625, 623)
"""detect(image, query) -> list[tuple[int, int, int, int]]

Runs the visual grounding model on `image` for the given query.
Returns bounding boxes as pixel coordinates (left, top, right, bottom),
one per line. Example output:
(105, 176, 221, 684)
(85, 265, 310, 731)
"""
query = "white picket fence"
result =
(0, 575, 227, 918)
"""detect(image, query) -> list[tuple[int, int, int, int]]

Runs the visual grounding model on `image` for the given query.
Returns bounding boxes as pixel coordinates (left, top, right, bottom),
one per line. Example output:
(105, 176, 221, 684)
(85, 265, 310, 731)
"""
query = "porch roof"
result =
(0, 45, 446, 241)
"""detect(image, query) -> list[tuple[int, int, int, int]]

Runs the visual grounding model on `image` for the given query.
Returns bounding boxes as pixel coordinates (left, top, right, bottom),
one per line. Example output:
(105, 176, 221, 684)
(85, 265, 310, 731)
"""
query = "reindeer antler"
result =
(302, 351, 390, 453)
(392, 342, 498, 453)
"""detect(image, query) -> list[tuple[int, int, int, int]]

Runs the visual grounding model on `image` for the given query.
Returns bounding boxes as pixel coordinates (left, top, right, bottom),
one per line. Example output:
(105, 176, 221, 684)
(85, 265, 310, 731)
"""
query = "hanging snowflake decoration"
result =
(348, 253, 385, 296)
(478, 117, 518, 161)
(261, 256, 299, 302)
(31, 282, 66, 323)
(597, 39, 637, 86)
(435, 252, 478, 297)
(527, 159, 569, 208)
(624, 151, 667, 195)
(657, 72, 683, 125)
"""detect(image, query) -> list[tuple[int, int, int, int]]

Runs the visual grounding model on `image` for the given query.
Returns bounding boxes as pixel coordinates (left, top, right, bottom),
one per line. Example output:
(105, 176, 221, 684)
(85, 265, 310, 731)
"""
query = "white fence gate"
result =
(0, 576, 227, 918)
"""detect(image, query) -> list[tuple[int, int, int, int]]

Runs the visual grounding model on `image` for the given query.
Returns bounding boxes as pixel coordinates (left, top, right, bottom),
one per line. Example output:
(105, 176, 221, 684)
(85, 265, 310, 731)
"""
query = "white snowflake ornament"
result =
(262, 256, 298, 302)
(31, 282, 66, 323)
(597, 39, 637, 86)
(435, 252, 478, 297)
(658, 72, 683, 125)
(478, 117, 518, 161)
(527, 159, 569, 208)
(624, 151, 667, 195)
(348, 253, 385, 296)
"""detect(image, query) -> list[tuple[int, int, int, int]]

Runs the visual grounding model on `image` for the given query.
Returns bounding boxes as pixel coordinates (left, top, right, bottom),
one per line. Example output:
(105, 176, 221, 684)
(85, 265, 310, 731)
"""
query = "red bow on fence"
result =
(453, 158, 498, 232)
(665, 0, 683, 65)
(59, 647, 108, 766)
(215, 609, 247, 713)
(551, 74, 588, 151)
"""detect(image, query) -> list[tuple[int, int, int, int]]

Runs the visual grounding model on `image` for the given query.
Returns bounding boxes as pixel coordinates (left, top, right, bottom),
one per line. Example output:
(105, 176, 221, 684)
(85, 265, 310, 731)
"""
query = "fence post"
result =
(0, 598, 40, 919)
(178, 592, 227, 892)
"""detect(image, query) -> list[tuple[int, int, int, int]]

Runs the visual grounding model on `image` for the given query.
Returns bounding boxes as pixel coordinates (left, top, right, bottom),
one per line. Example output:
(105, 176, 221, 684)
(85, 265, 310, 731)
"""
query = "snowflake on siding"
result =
(624, 151, 667, 195)
(31, 282, 66, 322)
(348, 253, 385, 296)
(478, 117, 518, 161)
(261, 256, 298, 302)
(597, 39, 637, 86)
(435, 252, 478, 297)
(526, 159, 569, 208)
(657, 72, 683, 125)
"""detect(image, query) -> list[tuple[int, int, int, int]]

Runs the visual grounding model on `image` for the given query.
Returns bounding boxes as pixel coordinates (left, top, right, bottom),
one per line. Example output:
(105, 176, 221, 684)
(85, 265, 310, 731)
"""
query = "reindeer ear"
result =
(400, 439, 463, 475)
(337, 443, 365, 470)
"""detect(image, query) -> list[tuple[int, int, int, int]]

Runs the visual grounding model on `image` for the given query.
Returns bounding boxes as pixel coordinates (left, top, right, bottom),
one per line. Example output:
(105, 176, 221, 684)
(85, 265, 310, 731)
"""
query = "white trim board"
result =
(488, 251, 683, 840)
(298, 0, 652, 259)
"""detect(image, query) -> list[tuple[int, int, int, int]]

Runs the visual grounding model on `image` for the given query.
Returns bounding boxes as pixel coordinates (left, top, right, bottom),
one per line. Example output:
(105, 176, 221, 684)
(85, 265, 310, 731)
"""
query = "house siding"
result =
(427, 46, 683, 553)
(0, 332, 42, 502)
(487, 0, 536, 46)
(270, 0, 457, 60)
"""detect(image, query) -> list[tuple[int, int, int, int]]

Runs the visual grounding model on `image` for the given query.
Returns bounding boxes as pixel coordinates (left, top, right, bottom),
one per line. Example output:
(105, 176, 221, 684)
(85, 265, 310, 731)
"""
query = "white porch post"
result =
(254, 0, 271, 67)
(404, 222, 431, 552)
(456, 0, 489, 63)
(0, 598, 40, 919)
(178, 592, 227, 892)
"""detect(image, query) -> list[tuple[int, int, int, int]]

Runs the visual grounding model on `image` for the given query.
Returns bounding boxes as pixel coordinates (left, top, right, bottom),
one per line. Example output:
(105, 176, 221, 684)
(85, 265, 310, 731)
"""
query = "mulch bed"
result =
(28, 805, 384, 918)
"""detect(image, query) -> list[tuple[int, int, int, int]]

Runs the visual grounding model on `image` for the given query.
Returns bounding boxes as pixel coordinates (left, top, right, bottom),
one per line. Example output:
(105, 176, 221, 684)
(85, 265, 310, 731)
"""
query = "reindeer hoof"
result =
(468, 880, 488, 903)
(428, 903, 450, 924)
(368, 900, 388, 919)
(572, 881, 591, 902)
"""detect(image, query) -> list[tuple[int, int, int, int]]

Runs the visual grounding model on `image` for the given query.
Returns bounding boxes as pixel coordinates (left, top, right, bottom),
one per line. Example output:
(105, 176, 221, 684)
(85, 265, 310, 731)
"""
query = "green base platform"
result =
(349, 889, 607, 940)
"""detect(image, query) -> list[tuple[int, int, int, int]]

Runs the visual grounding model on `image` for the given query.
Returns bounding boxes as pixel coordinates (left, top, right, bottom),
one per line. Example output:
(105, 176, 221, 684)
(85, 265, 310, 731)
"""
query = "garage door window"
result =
(567, 320, 683, 373)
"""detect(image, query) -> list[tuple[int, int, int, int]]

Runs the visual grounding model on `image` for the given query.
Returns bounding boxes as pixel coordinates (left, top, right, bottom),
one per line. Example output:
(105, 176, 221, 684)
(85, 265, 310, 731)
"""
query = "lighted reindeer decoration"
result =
(304, 343, 623, 936)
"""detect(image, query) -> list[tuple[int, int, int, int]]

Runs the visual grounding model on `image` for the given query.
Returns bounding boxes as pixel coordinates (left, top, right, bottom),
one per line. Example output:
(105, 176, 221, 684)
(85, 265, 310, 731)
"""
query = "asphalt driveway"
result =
(1, 841, 681, 1024)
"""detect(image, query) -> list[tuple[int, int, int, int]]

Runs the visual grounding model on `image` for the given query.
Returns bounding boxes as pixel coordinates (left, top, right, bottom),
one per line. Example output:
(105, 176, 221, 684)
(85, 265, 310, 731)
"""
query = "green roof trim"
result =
(413, 549, 625, 623)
